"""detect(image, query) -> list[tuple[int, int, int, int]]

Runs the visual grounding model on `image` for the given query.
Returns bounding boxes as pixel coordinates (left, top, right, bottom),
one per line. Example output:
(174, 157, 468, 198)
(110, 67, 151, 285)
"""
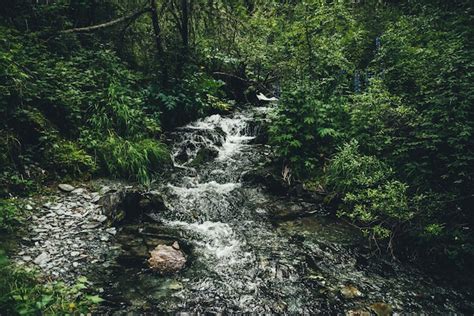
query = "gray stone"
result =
(58, 184, 75, 192)
(99, 186, 112, 195)
(34, 252, 50, 266)
(71, 188, 86, 195)
(96, 215, 108, 223)
(82, 222, 101, 229)
(22, 255, 32, 261)
(105, 227, 117, 235)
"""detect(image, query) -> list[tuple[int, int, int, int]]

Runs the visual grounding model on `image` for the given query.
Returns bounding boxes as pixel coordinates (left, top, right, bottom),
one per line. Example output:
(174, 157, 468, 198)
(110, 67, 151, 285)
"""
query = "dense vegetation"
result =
(266, 0, 474, 271)
(0, 0, 473, 313)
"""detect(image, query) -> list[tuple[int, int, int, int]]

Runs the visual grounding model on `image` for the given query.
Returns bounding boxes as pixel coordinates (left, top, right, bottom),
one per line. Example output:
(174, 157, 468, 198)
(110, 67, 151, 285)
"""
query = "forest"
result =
(1, 0, 473, 314)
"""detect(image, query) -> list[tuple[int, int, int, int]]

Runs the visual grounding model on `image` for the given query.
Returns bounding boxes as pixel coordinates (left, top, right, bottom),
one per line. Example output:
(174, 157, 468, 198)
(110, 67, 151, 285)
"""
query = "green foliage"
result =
(0, 29, 170, 186)
(98, 135, 169, 185)
(0, 200, 20, 231)
(267, 0, 474, 266)
(151, 70, 229, 128)
(328, 141, 412, 240)
(44, 140, 96, 177)
(0, 252, 101, 315)
(270, 84, 346, 174)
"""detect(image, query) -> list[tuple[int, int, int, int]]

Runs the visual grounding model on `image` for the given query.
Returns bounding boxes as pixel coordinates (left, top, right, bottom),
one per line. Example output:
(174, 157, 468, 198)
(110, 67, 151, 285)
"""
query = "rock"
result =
(189, 147, 219, 167)
(172, 241, 180, 250)
(148, 244, 186, 273)
(95, 215, 108, 223)
(82, 222, 101, 229)
(22, 255, 32, 261)
(71, 188, 86, 195)
(34, 252, 50, 266)
(106, 227, 117, 235)
(370, 303, 393, 316)
(346, 310, 370, 316)
(99, 186, 112, 195)
(58, 184, 75, 192)
(91, 194, 101, 203)
(167, 280, 183, 290)
(98, 189, 128, 223)
(26, 204, 33, 210)
(247, 121, 269, 145)
(341, 285, 363, 299)
(70, 251, 80, 257)
(139, 191, 167, 213)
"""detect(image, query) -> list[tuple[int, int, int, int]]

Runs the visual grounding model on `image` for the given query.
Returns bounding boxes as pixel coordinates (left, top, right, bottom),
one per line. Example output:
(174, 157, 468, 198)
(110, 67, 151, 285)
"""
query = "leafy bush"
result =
(150, 69, 229, 129)
(270, 84, 347, 175)
(98, 135, 169, 185)
(327, 141, 412, 242)
(44, 140, 96, 177)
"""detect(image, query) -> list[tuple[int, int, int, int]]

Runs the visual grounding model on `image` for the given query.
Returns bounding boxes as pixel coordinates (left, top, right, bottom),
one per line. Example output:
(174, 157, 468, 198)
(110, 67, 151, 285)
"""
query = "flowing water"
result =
(95, 105, 472, 314)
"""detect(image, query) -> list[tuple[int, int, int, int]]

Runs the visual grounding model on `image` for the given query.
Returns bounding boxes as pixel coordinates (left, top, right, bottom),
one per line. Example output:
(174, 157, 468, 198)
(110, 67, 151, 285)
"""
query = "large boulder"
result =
(98, 188, 130, 223)
(98, 188, 167, 224)
(148, 242, 186, 273)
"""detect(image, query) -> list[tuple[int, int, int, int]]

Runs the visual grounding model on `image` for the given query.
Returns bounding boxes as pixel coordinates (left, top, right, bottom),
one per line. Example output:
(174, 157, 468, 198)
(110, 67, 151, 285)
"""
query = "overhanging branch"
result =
(60, 8, 150, 34)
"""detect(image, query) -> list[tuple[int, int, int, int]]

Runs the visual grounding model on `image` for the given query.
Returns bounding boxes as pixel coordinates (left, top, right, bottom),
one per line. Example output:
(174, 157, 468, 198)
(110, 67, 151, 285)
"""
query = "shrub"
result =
(270, 84, 347, 175)
(327, 141, 412, 243)
(44, 140, 96, 177)
(98, 135, 170, 185)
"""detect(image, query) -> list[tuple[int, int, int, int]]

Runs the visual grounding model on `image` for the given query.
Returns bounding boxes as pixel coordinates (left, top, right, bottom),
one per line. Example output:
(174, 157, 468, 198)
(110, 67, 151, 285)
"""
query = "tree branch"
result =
(60, 8, 150, 34)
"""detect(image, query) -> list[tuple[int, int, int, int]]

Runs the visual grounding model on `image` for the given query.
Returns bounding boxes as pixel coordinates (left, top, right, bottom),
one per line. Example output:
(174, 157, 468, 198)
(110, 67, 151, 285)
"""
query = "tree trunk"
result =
(150, 0, 168, 87)
(176, 0, 189, 77)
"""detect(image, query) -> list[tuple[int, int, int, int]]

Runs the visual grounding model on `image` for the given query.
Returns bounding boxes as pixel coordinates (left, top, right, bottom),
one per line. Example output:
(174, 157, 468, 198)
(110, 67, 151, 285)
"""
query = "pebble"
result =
(96, 215, 108, 223)
(13, 184, 120, 282)
(71, 188, 86, 195)
(106, 227, 117, 235)
(34, 252, 50, 265)
(99, 186, 111, 195)
(22, 255, 32, 261)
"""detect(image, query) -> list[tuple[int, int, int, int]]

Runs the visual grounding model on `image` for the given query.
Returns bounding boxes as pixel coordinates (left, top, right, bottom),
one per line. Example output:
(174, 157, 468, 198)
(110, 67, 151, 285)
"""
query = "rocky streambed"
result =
(8, 104, 474, 314)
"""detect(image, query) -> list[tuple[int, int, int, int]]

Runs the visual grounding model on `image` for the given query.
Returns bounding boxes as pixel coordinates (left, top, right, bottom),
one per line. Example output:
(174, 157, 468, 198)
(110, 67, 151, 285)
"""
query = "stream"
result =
(94, 104, 472, 314)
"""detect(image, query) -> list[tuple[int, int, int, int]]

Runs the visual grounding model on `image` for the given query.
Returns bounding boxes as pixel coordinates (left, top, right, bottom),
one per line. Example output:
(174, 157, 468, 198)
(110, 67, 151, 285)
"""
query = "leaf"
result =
(86, 295, 104, 304)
